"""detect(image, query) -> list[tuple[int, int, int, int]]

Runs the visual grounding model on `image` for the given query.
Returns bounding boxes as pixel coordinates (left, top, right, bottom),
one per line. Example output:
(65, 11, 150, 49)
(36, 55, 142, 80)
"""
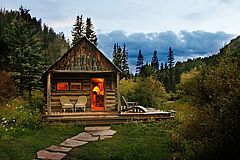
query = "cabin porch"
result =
(41, 111, 173, 124)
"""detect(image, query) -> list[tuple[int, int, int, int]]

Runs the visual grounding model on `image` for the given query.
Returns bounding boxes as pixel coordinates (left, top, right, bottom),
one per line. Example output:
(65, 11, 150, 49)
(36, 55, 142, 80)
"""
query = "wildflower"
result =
(5, 128, 8, 131)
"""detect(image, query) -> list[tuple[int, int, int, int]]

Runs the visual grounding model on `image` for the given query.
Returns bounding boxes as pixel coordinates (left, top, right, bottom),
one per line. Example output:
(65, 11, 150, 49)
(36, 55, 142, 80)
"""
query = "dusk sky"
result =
(1, 0, 239, 73)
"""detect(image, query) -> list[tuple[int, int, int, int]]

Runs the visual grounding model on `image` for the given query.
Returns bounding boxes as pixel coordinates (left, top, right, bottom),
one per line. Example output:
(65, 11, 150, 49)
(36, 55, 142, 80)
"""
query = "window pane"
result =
(57, 82, 69, 91)
(70, 83, 81, 90)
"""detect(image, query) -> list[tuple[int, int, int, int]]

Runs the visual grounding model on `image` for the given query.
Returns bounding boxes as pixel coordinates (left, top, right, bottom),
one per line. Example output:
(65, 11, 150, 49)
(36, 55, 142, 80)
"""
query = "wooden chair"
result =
(121, 96, 148, 113)
(75, 96, 87, 112)
(60, 96, 74, 112)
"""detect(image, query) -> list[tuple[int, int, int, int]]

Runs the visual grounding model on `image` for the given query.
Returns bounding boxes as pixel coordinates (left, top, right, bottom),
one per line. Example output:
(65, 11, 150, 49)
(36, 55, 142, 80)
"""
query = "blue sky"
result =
(1, 0, 239, 72)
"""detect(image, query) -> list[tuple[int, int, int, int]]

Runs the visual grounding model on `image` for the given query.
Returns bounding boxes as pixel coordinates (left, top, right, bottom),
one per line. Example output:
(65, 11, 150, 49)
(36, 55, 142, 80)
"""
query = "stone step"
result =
(60, 139, 88, 148)
(46, 145, 72, 153)
(37, 150, 66, 160)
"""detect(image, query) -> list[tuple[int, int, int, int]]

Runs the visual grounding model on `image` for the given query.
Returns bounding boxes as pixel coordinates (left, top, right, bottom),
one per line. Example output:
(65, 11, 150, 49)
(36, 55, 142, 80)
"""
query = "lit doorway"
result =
(91, 78, 105, 111)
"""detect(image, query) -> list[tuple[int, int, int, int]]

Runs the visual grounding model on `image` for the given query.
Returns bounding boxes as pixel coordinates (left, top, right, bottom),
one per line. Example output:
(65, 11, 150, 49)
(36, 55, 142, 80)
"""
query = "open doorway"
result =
(91, 78, 105, 111)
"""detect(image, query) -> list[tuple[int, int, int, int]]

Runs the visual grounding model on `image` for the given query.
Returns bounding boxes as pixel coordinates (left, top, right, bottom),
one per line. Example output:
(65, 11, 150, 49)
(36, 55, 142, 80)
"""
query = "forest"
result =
(0, 6, 240, 160)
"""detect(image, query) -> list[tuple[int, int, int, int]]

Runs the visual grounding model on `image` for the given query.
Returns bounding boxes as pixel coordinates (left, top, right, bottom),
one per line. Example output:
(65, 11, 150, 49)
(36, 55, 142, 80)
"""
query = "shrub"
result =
(0, 97, 42, 133)
(178, 60, 240, 159)
(0, 71, 16, 106)
(120, 77, 167, 108)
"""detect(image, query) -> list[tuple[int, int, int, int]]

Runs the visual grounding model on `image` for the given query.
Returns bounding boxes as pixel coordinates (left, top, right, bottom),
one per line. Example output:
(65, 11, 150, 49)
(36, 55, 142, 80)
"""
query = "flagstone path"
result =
(36, 126, 117, 160)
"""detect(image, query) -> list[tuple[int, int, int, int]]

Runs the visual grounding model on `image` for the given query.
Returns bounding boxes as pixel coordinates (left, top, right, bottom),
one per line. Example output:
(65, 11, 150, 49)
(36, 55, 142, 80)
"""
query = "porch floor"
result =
(41, 111, 173, 125)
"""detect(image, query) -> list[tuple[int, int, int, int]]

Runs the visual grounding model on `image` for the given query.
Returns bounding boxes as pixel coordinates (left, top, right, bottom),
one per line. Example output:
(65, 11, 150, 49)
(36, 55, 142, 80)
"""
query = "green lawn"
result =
(0, 123, 84, 160)
(0, 121, 176, 160)
(66, 121, 176, 160)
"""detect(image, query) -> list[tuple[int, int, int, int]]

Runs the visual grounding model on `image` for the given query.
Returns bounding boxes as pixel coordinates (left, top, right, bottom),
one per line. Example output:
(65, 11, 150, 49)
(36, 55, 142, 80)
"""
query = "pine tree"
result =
(168, 47, 174, 69)
(85, 17, 97, 45)
(121, 44, 129, 75)
(167, 47, 175, 92)
(112, 43, 121, 69)
(112, 43, 130, 74)
(71, 15, 84, 46)
(136, 49, 144, 75)
(160, 63, 164, 71)
(151, 50, 159, 70)
(4, 10, 45, 97)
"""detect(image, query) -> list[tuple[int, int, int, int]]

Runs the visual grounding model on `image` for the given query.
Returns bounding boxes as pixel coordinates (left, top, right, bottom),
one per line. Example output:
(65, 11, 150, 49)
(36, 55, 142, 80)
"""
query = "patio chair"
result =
(60, 96, 74, 112)
(75, 96, 87, 112)
(121, 96, 145, 112)
(121, 96, 173, 116)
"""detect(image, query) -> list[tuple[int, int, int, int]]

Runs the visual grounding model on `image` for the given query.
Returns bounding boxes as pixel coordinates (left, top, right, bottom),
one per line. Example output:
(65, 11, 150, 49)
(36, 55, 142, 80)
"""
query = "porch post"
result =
(116, 73, 121, 112)
(47, 73, 51, 115)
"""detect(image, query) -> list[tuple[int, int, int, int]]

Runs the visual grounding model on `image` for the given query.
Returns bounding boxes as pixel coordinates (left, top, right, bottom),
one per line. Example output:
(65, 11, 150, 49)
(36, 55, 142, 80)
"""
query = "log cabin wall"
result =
(49, 72, 117, 112)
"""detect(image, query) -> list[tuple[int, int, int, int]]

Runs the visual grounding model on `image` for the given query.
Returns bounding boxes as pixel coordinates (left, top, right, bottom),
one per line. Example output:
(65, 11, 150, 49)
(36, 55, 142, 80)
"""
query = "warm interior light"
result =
(93, 86, 100, 93)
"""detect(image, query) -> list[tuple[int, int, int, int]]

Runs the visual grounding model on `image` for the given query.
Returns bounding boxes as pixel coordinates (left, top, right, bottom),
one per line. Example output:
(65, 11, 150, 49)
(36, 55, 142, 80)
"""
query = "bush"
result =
(27, 90, 45, 111)
(120, 77, 167, 108)
(178, 60, 240, 159)
(0, 71, 16, 106)
(0, 97, 42, 135)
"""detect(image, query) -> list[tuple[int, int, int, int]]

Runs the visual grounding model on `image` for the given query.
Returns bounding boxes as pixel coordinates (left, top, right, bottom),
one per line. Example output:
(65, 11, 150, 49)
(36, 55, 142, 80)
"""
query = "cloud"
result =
(98, 30, 235, 73)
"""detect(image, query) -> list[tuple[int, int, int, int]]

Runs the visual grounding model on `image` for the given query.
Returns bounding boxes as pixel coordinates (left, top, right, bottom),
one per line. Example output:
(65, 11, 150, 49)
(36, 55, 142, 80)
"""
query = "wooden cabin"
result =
(42, 37, 122, 115)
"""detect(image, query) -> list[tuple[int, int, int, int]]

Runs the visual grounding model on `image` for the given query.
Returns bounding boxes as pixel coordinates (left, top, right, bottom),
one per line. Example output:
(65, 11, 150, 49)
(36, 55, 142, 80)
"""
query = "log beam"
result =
(116, 73, 121, 112)
(47, 73, 51, 115)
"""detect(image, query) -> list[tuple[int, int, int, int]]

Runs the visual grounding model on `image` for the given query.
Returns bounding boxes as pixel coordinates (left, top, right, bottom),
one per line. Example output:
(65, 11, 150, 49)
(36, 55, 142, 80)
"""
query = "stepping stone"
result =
(71, 132, 99, 142)
(90, 129, 117, 136)
(46, 145, 72, 153)
(85, 126, 111, 131)
(99, 135, 113, 140)
(60, 139, 88, 148)
(37, 150, 66, 160)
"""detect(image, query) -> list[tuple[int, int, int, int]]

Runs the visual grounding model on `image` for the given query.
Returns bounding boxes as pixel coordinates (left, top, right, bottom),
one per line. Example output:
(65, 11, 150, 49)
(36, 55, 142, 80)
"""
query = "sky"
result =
(1, 0, 239, 73)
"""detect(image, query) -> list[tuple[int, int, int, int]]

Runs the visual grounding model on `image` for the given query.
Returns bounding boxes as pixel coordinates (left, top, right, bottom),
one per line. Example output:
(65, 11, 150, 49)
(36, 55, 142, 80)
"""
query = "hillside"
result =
(174, 35, 240, 84)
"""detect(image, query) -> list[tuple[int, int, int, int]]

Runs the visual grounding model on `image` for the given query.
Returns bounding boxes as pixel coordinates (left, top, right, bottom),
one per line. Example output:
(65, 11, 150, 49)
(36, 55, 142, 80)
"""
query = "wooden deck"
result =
(41, 111, 174, 125)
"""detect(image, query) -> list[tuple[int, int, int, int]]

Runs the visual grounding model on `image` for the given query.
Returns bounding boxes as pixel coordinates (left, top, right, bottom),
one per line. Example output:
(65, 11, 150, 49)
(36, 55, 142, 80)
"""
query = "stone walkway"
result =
(36, 126, 117, 160)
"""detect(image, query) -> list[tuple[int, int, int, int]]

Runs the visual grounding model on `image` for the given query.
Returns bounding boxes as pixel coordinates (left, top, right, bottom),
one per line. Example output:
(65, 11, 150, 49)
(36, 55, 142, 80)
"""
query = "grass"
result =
(0, 123, 84, 160)
(0, 121, 177, 160)
(65, 121, 177, 160)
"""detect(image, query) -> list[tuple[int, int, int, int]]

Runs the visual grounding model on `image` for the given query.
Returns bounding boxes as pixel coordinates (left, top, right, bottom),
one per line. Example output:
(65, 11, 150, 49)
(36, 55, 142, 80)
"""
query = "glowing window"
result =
(70, 83, 81, 90)
(57, 82, 69, 91)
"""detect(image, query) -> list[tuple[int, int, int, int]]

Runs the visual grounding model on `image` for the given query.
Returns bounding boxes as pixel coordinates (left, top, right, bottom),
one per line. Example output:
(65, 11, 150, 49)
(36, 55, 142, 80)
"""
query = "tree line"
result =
(135, 47, 175, 92)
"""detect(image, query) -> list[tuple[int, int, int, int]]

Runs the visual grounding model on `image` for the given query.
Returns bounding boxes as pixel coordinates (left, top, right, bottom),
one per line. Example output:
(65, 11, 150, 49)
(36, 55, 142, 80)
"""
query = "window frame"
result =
(70, 82, 82, 91)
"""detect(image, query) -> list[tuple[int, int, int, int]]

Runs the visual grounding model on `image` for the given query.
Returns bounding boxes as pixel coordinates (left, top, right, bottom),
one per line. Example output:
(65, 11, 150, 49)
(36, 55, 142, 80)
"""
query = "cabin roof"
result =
(42, 37, 122, 80)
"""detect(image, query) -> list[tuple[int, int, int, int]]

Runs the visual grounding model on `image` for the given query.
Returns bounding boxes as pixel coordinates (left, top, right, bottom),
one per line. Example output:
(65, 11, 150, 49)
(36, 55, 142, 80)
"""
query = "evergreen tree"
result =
(136, 49, 144, 75)
(85, 17, 97, 45)
(151, 50, 159, 70)
(4, 10, 45, 97)
(121, 44, 129, 75)
(112, 43, 130, 74)
(71, 15, 85, 46)
(164, 62, 168, 70)
(112, 43, 122, 69)
(160, 63, 164, 71)
(167, 47, 175, 92)
(168, 47, 174, 69)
